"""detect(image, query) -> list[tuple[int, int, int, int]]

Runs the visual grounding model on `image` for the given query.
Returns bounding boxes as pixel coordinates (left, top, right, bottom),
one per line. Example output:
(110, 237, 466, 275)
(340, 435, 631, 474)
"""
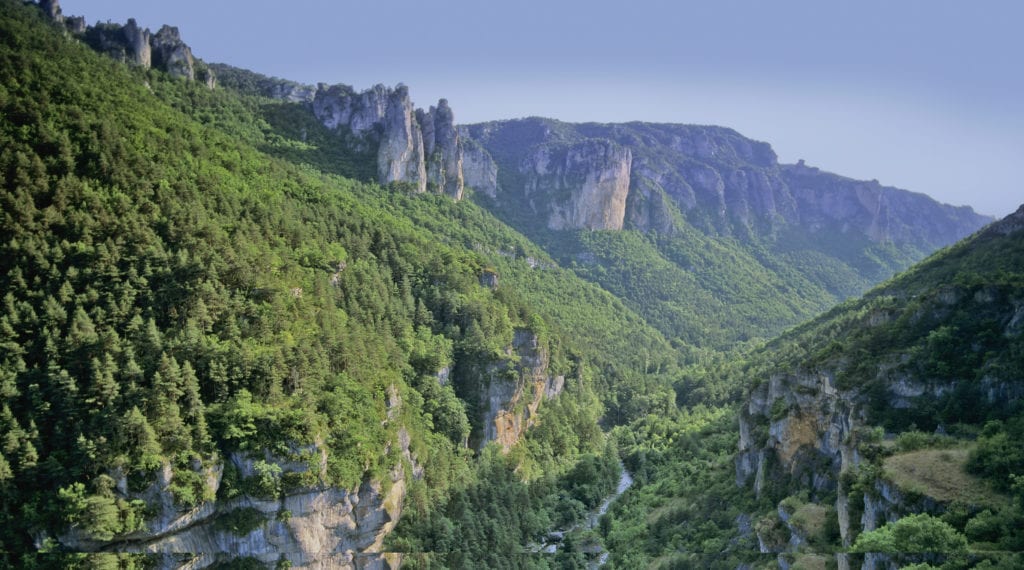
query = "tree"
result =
(852, 513, 968, 554)
(119, 407, 162, 471)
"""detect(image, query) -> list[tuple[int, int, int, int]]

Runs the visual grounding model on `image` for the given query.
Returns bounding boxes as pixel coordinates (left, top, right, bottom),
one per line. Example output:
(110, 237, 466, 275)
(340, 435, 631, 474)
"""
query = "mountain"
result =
(209, 67, 991, 348)
(733, 204, 1024, 567)
(196, 63, 995, 348)
(0, 2, 679, 567)
(2, 1, 1011, 569)
(461, 118, 993, 347)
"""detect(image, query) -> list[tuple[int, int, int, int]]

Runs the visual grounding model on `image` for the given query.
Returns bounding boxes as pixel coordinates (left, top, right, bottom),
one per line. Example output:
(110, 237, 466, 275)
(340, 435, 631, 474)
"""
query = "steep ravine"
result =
(534, 462, 634, 567)
(735, 205, 1024, 569)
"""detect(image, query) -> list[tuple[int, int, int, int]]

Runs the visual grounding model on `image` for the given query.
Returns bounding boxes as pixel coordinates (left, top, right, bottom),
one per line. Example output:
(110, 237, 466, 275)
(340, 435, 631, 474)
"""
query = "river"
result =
(537, 463, 634, 567)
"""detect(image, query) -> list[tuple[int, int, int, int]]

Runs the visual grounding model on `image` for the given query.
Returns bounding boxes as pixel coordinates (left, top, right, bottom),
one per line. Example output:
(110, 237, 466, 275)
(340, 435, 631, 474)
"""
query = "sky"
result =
(66, 0, 1023, 217)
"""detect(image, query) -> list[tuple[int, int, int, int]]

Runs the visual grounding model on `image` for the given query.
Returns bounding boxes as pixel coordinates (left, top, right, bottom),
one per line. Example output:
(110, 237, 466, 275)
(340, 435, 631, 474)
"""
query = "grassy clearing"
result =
(791, 502, 829, 539)
(882, 445, 1007, 508)
(791, 553, 830, 570)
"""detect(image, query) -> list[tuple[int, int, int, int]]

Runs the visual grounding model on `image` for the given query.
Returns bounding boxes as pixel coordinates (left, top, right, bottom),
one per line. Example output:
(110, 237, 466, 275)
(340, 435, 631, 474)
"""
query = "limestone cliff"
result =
(215, 75, 465, 197)
(461, 117, 990, 247)
(42, 2, 216, 87)
(460, 136, 500, 198)
(735, 205, 1024, 566)
(376, 86, 427, 192)
(519, 139, 632, 231)
(45, 431, 417, 569)
(312, 84, 389, 136)
(457, 328, 565, 452)
(418, 100, 464, 199)
(150, 26, 198, 82)
(737, 370, 862, 551)
(781, 161, 986, 246)
(310, 83, 463, 198)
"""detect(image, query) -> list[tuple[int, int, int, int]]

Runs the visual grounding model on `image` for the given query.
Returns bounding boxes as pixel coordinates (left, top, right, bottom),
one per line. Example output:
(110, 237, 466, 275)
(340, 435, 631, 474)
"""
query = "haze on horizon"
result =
(66, 0, 1023, 218)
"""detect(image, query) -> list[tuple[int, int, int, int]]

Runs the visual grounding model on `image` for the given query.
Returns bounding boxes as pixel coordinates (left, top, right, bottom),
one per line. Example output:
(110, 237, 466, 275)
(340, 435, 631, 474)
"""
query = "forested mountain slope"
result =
(730, 205, 1024, 568)
(461, 118, 992, 347)
(1, 1, 1006, 569)
(0, 3, 678, 567)
(589, 207, 1023, 569)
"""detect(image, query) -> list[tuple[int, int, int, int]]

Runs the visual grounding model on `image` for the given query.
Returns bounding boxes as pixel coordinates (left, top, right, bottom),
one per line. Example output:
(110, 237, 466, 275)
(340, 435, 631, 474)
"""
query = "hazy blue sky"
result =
(67, 0, 1022, 217)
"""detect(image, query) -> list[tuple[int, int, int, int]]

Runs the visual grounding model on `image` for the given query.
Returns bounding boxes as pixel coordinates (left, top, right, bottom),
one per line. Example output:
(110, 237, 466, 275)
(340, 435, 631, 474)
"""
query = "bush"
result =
(851, 513, 967, 554)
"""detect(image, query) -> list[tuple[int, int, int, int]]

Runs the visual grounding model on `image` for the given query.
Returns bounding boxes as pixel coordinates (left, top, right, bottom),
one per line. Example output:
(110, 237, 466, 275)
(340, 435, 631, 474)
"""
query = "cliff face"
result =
(738, 370, 862, 549)
(735, 204, 1024, 563)
(520, 140, 632, 231)
(781, 161, 987, 246)
(459, 328, 565, 452)
(375, 86, 427, 192)
(461, 118, 991, 249)
(461, 137, 500, 198)
(49, 4, 216, 87)
(304, 83, 464, 197)
(48, 432, 418, 569)
(419, 100, 464, 199)
(150, 26, 198, 82)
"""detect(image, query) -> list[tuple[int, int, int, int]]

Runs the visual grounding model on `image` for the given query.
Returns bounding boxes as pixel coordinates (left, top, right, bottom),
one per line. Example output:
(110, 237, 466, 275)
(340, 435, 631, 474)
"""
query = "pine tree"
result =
(119, 407, 161, 471)
(86, 354, 119, 418)
(180, 361, 211, 451)
(0, 451, 12, 482)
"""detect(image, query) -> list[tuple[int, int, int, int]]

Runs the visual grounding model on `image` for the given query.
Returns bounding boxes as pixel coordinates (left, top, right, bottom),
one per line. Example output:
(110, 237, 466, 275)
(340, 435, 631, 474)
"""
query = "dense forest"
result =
(1, 1, 1021, 569)
(0, 3, 681, 567)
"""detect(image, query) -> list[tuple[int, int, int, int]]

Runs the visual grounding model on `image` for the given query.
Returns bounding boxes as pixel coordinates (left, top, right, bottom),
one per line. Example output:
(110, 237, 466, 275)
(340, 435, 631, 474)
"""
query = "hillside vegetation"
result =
(0, 3, 682, 566)
(1, 2, 1013, 569)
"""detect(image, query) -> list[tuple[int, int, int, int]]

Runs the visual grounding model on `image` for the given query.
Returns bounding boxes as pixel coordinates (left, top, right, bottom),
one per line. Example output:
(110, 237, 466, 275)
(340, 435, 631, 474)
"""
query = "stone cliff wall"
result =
(311, 84, 464, 198)
(460, 136, 500, 198)
(419, 100, 464, 199)
(376, 86, 427, 192)
(474, 328, 565, 452)
(43, 2, 215, 87)
(519, 139, 632, 231)
(461, 118, 991, 245)
(48, 432, 419, 569)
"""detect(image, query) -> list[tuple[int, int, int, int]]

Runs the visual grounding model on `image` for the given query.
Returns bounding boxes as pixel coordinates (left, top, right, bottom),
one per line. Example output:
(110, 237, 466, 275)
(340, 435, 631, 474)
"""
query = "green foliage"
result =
(969, 419, 1024, 492)
(0, 3, 691, 563)
(600, 408, 758, 568)
(851, 513, 967, 554)
(894, 430, 955, 453)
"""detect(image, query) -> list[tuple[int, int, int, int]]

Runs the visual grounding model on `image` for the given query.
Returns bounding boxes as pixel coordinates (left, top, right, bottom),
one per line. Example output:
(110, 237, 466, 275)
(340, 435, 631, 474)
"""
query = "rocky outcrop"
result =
(461, 137, 500, 197)
(47, 434, 418, 569)
(40, 0, 62, 23)
(472, 329, 565, 451)
(123, 19, 152, 68)
(312, 84, 389, 136)
(45, 3, 215, 87)
(519, 139, 632, 230)
(309, 84, 464, 197)
(377, 86, 427, 192)
(418, 100, 464, 199)
(128, 470, 409, 569)
(737, 372, 861, 505)
(150, 26, 196, 81)
(461, 118, 991, 245)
